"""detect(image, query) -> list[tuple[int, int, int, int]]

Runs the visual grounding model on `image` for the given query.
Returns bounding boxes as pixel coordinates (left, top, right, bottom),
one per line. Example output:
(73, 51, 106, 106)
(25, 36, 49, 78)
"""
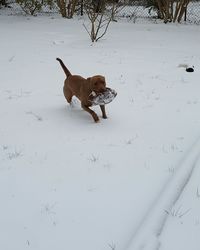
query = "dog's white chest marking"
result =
(91, 91, 97, 97)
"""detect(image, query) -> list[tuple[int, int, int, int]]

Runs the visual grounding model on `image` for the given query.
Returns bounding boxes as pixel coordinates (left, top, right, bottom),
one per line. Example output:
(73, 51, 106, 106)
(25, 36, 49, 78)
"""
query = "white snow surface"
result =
(0, 11, 200, 250)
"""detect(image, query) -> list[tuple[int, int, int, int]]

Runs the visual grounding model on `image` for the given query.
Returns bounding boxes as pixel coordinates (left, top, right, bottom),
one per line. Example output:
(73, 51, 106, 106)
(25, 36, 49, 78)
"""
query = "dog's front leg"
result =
(81, 103, 99, 122)
(100, 105, 107, 119)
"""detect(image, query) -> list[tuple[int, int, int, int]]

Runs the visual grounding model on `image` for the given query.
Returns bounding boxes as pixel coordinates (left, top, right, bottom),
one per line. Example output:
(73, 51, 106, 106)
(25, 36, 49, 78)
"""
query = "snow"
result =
(126, 136, 200, 250)
(160, 154, 200, 250)
(0, 9, 200, 250)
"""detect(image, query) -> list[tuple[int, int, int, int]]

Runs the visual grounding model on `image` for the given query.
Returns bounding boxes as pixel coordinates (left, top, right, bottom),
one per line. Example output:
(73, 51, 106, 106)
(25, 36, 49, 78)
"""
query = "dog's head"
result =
(88, 75, 106, 94)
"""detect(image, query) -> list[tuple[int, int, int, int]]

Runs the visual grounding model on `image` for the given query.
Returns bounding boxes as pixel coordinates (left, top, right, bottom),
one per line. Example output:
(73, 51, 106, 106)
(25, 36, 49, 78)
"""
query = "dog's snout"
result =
(99, 87, 106, 93)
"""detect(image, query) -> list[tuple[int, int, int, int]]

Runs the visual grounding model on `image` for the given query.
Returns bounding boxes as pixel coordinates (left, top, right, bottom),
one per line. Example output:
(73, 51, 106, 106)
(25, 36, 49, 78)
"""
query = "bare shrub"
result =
(56, 0, 81, 18)
(0, 0, 8, 7)
(16, 0, 55, 15)
(156, 0, 191, 23)
(83, 0, 127, 42)
(16, 0, 44, 15)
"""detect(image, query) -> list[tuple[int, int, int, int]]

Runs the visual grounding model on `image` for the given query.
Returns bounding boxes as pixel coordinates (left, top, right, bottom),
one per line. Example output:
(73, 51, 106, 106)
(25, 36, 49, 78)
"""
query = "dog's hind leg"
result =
(63, 86, 73, 104)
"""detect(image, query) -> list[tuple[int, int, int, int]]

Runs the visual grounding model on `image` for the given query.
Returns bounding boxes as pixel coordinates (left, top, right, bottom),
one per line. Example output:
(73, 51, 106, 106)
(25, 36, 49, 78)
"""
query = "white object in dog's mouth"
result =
(90, 88, 117, 106)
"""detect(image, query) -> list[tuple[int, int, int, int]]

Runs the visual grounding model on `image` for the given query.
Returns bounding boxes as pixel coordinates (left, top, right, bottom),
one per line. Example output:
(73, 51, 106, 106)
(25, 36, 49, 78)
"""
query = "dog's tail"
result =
(56, 58, 72, 78)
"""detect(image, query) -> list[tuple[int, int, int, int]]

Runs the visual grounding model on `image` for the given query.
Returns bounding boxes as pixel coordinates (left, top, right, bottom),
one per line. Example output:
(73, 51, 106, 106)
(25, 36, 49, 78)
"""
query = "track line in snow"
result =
(125, 136, 200, 250)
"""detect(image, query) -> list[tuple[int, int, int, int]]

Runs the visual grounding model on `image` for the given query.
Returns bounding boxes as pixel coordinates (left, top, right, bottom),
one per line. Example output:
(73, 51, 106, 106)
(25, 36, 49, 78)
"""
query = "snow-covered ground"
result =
(0, 9, 200, 250)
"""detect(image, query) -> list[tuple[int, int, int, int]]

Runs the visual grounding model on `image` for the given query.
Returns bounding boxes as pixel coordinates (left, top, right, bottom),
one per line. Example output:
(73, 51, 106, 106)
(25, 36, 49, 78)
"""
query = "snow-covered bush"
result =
(0, 0, 9, 7)
(56, 0, 83, 18)
(16, 0, 45, 15)
(83, 0, 127, 42)
(156, 0, 191, 23)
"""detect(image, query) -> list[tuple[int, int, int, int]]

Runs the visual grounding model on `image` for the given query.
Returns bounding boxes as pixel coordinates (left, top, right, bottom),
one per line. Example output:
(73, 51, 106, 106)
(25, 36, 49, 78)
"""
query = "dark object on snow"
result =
(186, 67, 194, 72)
(90, 88, 117, 106)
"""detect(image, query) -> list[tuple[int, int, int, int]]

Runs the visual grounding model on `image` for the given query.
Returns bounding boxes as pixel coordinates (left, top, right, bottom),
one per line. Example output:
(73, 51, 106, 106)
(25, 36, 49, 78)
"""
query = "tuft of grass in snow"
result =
(196, 187, 200, 199)
(88, 154, 99, 163)
(2, 145, 8, 151)
(195, 219, 200, 226)
(6, 90, 31, 100)
(178, 63, 188, 68)
(8, 55, 15, 62)
(125, 135, 138, 145)
(41, 202, 57, 215)
(108, 242, 116, 250)
(129, 98, 134, 104)
(26, 111, 43, 121)
(165, 206, 191, 218)
(162, 143, 183, 154)
(126, 139, 134, 145)
(103, 163, 112, 170)
(167, 166, 175, 174)
(144, 163, 149, 170)
(8, 150, 22, 160)
(119, 74, 125, 85)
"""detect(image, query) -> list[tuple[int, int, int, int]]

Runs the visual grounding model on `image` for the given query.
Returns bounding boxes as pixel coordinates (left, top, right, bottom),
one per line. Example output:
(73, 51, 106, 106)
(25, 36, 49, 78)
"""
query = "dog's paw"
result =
(93, 114, 100, 123)
(94, 118, 100, 123)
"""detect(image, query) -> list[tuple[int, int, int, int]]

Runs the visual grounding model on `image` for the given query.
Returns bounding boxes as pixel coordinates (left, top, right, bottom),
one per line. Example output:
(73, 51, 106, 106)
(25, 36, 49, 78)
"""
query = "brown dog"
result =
(56, 58, 107, 122)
